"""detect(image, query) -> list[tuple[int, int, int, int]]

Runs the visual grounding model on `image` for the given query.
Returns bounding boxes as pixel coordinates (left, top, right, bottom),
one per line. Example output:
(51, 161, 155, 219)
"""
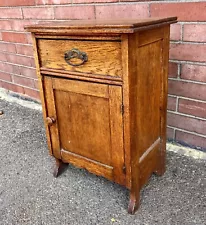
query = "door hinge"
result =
(120, 104, 124, 115)
(122, 165, 126, 174)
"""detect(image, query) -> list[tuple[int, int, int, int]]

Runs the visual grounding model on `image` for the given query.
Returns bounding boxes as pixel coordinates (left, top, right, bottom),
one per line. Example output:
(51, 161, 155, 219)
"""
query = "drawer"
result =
(37, 39, 122, 77)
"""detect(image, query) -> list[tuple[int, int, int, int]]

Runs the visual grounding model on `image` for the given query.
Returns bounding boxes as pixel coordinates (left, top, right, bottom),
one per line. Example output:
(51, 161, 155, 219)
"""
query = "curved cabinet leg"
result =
(128, 176, 140, 214)
(154, 140, 166, 176)
(53, 158, 65, 178)
(128, 192, 140, 214)
(155, 163, 166, 176)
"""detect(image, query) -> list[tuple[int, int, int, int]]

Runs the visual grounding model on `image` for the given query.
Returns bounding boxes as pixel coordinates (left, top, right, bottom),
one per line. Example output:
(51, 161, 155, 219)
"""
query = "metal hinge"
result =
(120, 104, 124, 115)
(122, 165, 126, 174)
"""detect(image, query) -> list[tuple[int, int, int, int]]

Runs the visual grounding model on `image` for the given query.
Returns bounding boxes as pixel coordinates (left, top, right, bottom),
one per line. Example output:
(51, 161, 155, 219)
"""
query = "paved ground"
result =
(0, 98, 205, 225)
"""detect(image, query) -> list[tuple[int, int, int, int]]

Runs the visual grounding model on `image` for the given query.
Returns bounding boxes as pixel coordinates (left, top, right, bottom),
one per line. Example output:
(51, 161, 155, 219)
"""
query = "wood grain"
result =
(36, 35, 121, 41)
(27, 18, 176, 214)
(109, 85, 125, 185)
(54, 86, 112, 166)
(136, 39, 162, 158)
(53, 77, 109, 98)
(138, 27, 164, 47)
(44, 77, 125, 185)
(25, 17, 177, 34)
(128, 32, 140, 214)
(139, 140, 160, 188)
(61, 149, 113, 181)
(121, 34, 131, 189)
(38, 39, 122, 77)
(43, 76, 61, 159)
(127, 26, 168, 214)
(40, 68, 122, 81)
(155, 25, 170, 176)
(31, 34, 53, 156)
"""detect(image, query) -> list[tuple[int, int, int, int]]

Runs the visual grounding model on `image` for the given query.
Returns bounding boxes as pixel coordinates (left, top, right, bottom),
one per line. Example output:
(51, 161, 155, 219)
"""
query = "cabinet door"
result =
(44, 76, 125, 185)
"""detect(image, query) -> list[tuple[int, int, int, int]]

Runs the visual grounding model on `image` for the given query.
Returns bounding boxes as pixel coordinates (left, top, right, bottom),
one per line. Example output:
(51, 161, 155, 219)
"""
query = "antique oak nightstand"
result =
(26, 17, 177, 214)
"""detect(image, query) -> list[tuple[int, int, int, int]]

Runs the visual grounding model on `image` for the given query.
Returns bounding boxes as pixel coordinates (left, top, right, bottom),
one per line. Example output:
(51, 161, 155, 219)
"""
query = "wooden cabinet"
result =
(26, 17, 177, 214)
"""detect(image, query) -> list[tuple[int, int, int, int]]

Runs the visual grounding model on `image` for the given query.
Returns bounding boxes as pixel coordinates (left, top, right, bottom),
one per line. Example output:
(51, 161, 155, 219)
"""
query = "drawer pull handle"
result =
(46, 117, 56, 126)
(64, 48, 88, 66)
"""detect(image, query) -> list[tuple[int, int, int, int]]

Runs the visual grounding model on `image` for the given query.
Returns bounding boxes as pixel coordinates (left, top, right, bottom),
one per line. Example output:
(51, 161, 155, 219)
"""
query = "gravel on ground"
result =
(0, 99, 205, 225)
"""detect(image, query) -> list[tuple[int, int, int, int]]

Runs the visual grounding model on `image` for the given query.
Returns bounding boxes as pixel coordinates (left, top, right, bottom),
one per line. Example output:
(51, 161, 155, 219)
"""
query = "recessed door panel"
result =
(55, 90, 112, 165)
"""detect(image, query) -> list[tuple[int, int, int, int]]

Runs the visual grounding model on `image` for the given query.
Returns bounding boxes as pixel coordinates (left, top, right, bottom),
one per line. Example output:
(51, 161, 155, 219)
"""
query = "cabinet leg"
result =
(53, 158, 65, 178)
(128, 190, 140, 214)
(154, 140, 166, 176)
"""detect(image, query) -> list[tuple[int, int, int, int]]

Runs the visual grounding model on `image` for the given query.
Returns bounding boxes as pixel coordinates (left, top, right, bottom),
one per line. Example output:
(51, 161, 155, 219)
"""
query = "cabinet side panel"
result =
(128, 26, 168, 190)
(157, 26, 170, 175)
(136, 39, 163, 157)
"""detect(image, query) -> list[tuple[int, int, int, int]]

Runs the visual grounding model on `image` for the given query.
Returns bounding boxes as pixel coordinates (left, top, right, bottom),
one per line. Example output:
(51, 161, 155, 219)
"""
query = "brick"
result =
(34, 80, 39, 89)
(13, 75, 35, 88)
(31, 59, 36, 68)
(73, 0, 117, 3)
(168, 80, 206, 101)
(20, 67, 37, 78)
(12, 64, 21, 74)
(167, 127, 174, 140)
(0, 0, 35, 6)
(0, 71, 12, 82)
(170, 24, 181, 41)
(0, 80, 24, 94)
(0, 62, 20, 74)
(16, 45, 33, 57)
(11, 20, 38, 32)
(0, 62, 13, 73)
(150, 2, 206, 22)
(0, 42, 16, 53)
(22, 7, 54, 20)
(0, 52, 7, 62)
(54, 6, 95, 19)
(0, 8, 23, 19)
(178, 98, 206, 119)
(183, 24, 206, 42)
(169, 62, 178, 78)
(24, 87, 40, 100)
(36, 0, 71, 4)
(170, 43, 206, 62)
(96, 4, 149, 19)
(176, 131, 206, 150)
(27, 34, 33, 44)
(181, 64, 206, 83)
(0, 33, 2, 41)
(168, 112, 206, 135)
(168, 96, 176, 111)
(0, 20, 12, 30)
(2, 32, 28, 44)
(6, 54, 34, 67)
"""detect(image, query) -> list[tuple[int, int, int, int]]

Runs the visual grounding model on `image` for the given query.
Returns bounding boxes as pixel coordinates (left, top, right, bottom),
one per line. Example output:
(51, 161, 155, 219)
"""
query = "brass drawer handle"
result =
(64, 48, 88, 66)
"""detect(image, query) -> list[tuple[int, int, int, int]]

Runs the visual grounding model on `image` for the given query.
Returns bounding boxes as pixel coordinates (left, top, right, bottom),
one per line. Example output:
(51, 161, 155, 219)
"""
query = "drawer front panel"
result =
(38, 39, 122, 77)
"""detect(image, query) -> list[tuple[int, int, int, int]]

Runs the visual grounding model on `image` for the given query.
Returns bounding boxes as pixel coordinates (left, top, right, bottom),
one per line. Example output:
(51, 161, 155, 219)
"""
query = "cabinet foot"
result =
(154, 140, 166, 176)
(154, 166, 166, 176)
(128, 193, 140, 215)
(53, 158, 66, 178)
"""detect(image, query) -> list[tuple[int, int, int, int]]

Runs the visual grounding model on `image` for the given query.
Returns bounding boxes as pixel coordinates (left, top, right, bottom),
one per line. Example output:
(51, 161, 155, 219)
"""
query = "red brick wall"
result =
(0, 0, 205, 151)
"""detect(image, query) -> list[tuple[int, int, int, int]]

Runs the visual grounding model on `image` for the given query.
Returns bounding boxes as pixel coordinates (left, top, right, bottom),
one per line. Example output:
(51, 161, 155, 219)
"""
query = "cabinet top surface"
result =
(25, 17, 177, 34)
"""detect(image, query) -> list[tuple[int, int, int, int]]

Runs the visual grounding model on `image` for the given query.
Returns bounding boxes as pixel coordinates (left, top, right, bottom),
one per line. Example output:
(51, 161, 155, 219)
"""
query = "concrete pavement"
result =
(0, 97, 205, 225)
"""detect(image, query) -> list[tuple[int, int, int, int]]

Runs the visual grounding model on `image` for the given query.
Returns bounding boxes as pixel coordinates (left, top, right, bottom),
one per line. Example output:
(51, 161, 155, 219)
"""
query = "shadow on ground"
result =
(0, 99, 205, 225)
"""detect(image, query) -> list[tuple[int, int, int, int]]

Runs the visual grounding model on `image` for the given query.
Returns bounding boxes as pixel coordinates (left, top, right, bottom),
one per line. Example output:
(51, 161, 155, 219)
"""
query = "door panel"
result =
(43, 76, 125, 185)
(55, 90, 112, 165)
